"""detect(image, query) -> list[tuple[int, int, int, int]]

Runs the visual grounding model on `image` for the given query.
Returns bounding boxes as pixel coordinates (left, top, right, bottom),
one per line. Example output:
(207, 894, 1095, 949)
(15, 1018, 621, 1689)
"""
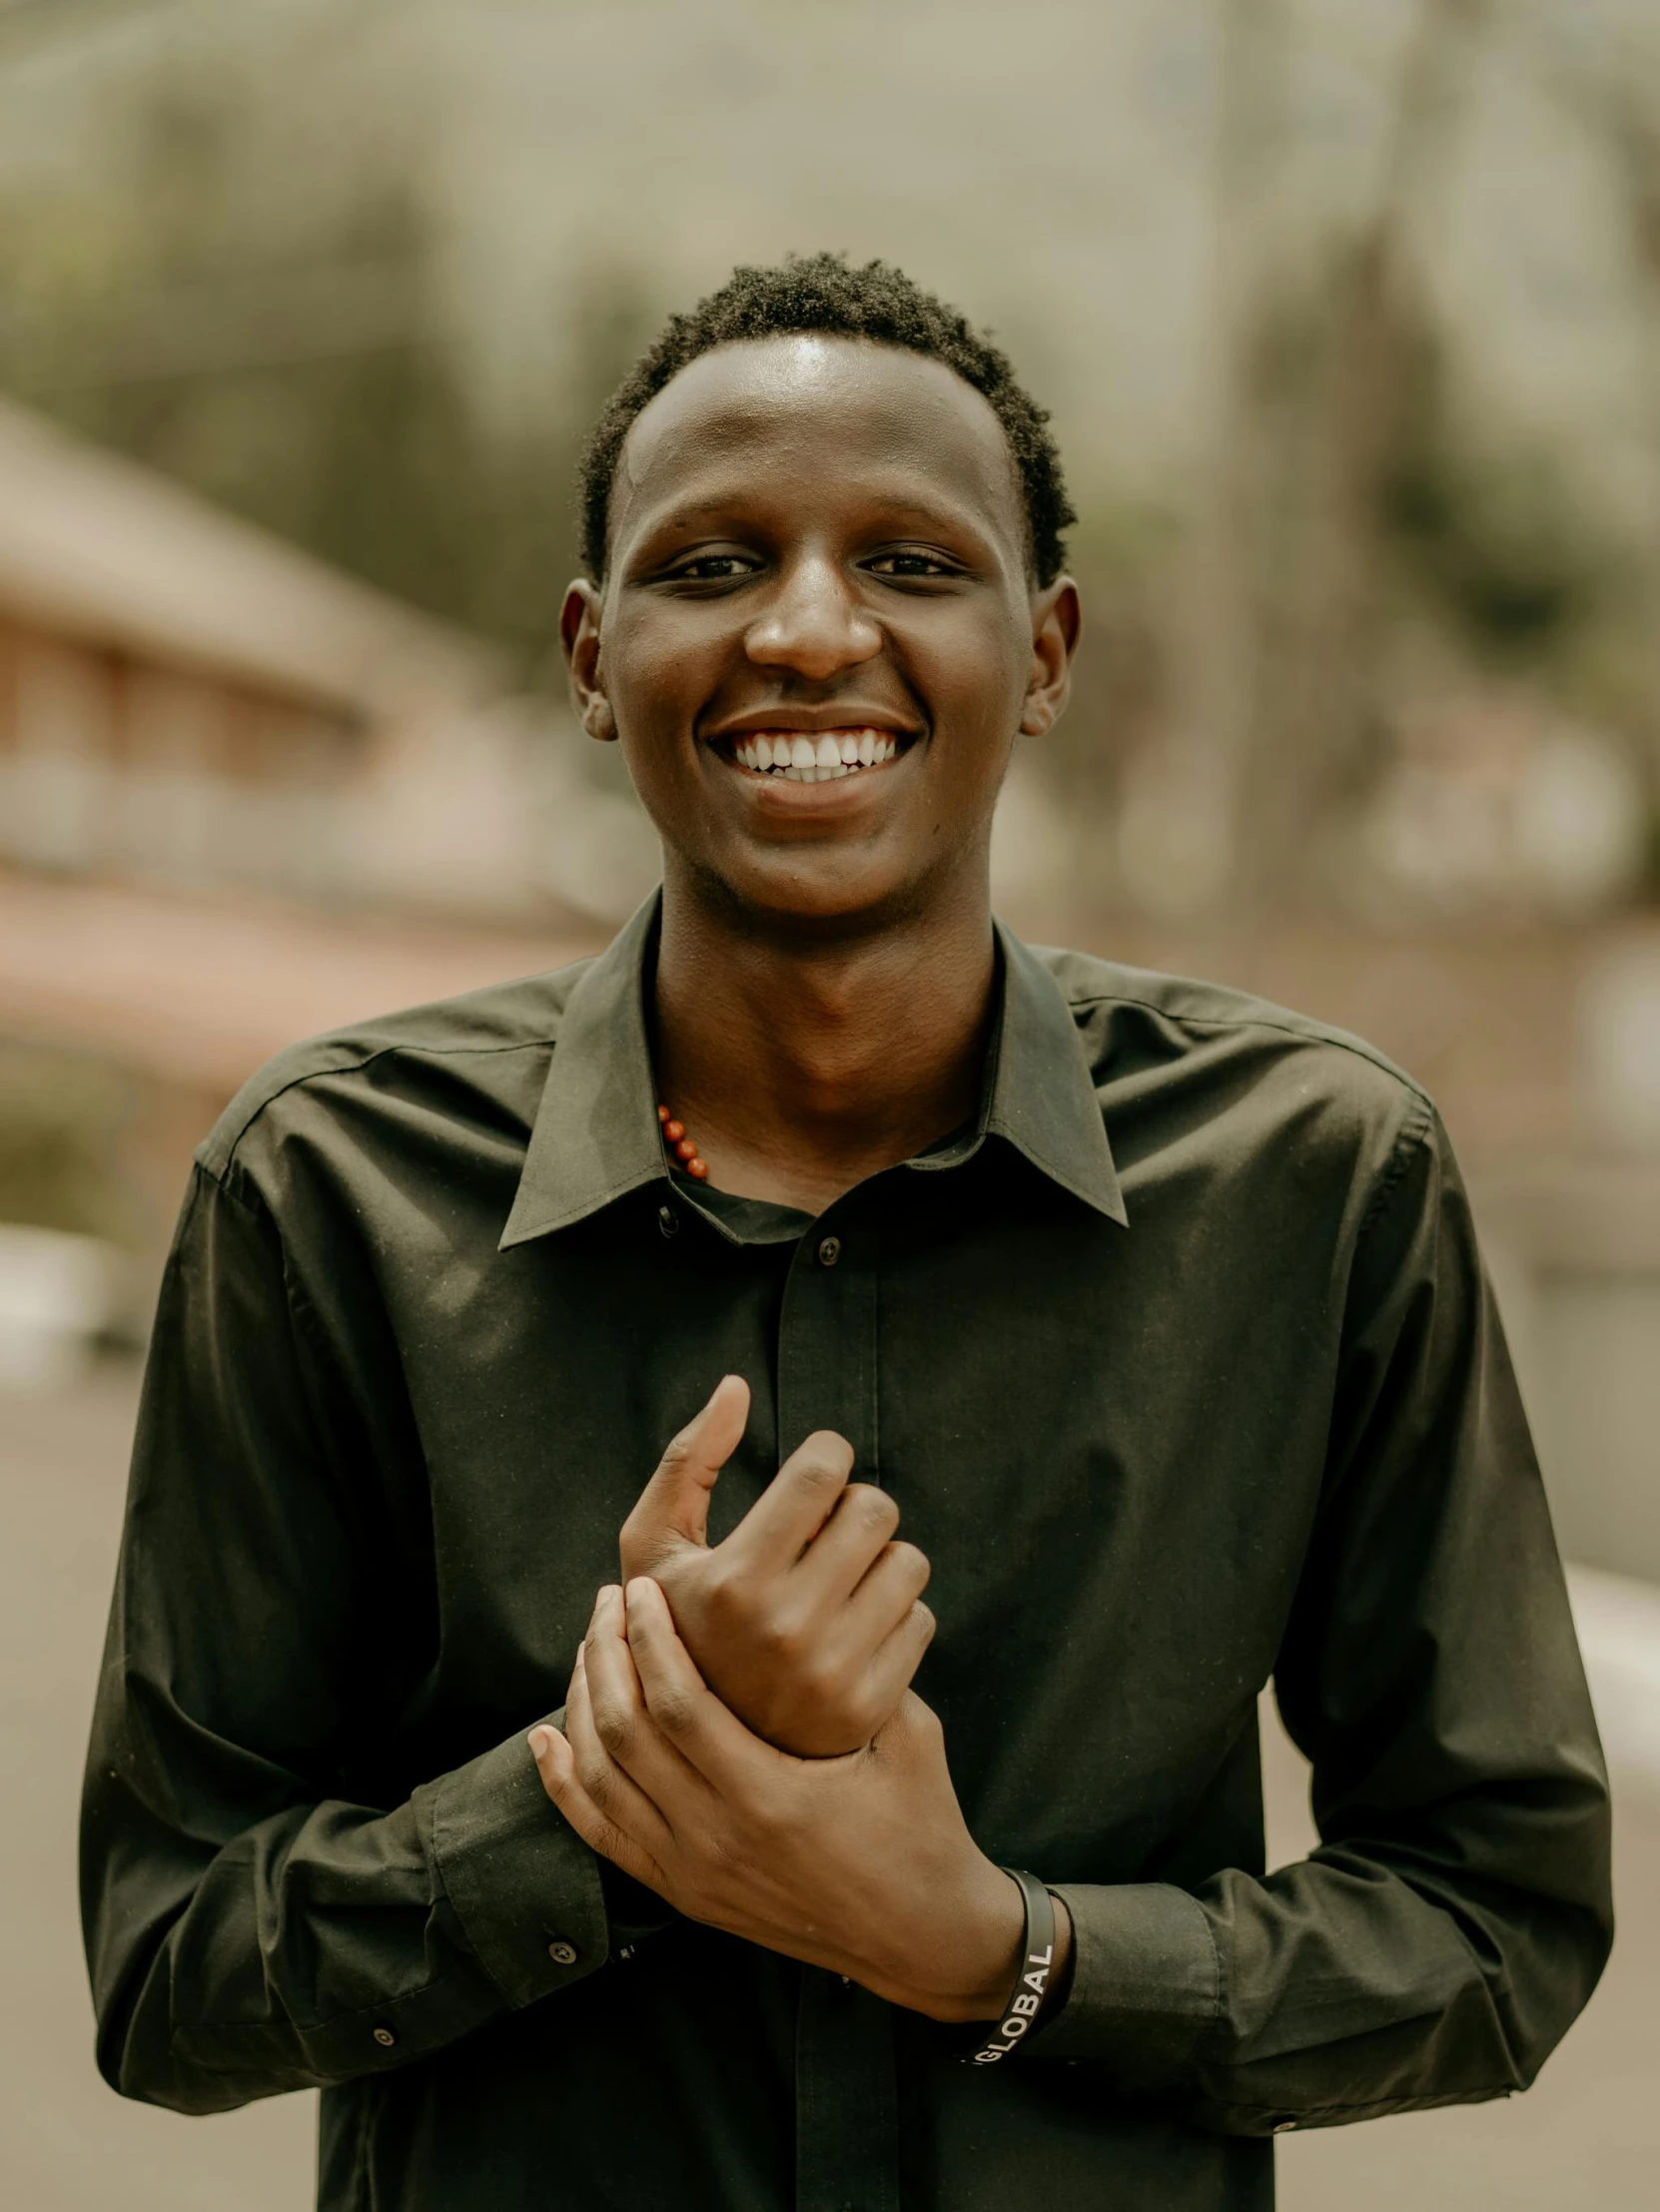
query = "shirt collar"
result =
(499, 893, 1126, 1249)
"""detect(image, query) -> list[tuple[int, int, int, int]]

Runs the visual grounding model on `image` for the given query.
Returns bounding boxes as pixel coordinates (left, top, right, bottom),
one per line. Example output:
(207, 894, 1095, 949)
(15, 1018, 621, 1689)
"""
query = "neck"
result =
(652, 872, 998, 1215)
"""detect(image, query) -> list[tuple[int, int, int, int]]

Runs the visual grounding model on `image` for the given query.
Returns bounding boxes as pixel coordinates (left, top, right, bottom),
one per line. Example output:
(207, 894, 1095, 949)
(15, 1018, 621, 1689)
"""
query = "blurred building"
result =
(0, 397, 626, 1319)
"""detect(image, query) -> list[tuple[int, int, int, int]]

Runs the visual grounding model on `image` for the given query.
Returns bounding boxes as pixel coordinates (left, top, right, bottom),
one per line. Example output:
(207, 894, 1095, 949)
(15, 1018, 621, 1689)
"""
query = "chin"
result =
(685, 849, 938, 942)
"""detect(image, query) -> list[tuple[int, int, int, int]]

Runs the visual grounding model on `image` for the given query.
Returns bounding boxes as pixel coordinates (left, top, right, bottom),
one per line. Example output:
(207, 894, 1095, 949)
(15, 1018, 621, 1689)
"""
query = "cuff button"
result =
(372, 2026, 397, 2048)
(548, 1939, 578, 1965)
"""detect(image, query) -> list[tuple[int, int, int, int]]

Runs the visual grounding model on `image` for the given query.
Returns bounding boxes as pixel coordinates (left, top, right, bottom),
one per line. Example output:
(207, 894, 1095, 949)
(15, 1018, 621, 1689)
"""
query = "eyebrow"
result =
(626, 482, 1001, 548)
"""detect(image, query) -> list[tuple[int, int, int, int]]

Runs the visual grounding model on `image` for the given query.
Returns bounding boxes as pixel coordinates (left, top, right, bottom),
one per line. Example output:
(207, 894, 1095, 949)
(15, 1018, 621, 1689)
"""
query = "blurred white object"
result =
(1566, 1563, 1660, 1805)
(1513, 726, 1647, 915)
(1362, 696, 1645, 918)
(0, 1224, 121, 1391)
(1579, 939, 1660, 1148)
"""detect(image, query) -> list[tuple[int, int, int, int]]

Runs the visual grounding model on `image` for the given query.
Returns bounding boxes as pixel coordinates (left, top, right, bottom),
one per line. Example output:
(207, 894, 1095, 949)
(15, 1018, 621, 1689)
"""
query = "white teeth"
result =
(728, 727, 908, 779)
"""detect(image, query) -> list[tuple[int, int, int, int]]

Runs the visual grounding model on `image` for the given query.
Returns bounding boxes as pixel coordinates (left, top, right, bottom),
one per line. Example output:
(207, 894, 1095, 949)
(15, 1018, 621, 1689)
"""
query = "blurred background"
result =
(0, 1, 1656, 2205)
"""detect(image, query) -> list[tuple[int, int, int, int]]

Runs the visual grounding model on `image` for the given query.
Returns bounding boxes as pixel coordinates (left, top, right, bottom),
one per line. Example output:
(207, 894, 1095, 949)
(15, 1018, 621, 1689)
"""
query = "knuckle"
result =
(794, 1454, 843, 1494)
(574, 1742, 614, 1806)
(793, 1649, 845, 1705)
(761, 1606, 812, 1663)
(703, 1565, 756, 1632)
(848, 1484, 899, 1536)
(890, 1540, 932, 1592)
(649, 1688, 698, 1738)
(593, 1703, 635, 1759)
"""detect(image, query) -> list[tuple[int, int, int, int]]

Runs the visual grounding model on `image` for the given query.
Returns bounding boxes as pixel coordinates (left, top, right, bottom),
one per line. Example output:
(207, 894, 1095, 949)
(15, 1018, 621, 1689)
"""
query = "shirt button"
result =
(1272, 2119, 1296, 2135)
(658, 1204, 678, 1239)
(817, 1235, 841, 1267)
(372, 2025, 397, 2048)
(548, 1938, 579, 1965)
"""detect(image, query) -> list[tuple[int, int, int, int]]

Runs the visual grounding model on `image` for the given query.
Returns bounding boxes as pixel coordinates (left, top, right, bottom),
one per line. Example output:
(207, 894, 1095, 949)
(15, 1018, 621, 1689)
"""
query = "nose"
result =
(743, 552, 881, 681)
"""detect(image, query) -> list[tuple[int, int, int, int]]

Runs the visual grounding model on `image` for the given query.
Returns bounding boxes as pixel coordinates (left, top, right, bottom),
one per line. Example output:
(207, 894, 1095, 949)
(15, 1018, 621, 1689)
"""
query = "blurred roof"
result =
(0, 394, 502, 718)
(0, 867, 596, 1099)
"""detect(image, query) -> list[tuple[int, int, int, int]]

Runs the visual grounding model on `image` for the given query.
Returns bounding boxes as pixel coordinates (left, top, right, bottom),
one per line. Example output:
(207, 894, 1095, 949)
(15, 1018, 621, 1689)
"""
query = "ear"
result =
(560, 579, 617, 743)
(1018, 577, 1081, 738)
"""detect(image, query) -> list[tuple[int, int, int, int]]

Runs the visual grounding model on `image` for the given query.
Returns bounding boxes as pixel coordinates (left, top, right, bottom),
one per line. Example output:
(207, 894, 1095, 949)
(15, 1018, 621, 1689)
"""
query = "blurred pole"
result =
(1134, 0, 1288, 919)
(1151, 0, 1491, 919)
(1245, 0, 1493, 902)
(1581, 70, 1660, 807)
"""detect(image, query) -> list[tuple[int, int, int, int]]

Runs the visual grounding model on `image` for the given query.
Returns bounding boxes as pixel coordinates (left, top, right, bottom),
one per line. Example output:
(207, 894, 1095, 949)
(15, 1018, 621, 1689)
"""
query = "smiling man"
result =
(84, 256, 1611, 2212)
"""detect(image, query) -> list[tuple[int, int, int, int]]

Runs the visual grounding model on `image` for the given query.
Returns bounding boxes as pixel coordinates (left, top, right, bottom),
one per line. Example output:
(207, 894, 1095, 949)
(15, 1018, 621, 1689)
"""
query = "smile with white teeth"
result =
(725, 729, 904, 781)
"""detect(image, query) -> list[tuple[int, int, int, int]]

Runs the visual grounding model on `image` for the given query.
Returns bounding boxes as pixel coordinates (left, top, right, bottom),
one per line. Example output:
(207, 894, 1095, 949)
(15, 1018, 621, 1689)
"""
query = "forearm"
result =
(85, 1726, 608, 2113)
(1032, 1834, 1608, 2130)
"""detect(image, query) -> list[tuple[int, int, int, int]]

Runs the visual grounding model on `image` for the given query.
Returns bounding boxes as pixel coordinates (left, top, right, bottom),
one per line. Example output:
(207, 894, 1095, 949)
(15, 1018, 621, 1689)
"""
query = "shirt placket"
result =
(774, 1206, 896, 2212)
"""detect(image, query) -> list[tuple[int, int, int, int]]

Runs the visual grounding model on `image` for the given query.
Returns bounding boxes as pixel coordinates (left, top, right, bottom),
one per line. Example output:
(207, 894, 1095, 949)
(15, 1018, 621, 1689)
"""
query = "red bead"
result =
(664, 1119, 685, 1143)
(687, 1157, 709, 1179)
(675, 1136, 697, 1161)
(656, 1104, 670, 1123)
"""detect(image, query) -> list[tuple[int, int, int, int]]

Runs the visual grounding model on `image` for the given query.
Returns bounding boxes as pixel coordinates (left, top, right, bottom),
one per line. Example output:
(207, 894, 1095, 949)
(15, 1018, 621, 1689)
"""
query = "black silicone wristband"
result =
(962, 1867, 1060, 2066)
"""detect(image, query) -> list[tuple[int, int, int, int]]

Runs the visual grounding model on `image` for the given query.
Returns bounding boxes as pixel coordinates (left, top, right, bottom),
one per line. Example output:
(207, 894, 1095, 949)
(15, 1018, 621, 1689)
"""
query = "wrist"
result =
(913, 1856, 1027, 2024)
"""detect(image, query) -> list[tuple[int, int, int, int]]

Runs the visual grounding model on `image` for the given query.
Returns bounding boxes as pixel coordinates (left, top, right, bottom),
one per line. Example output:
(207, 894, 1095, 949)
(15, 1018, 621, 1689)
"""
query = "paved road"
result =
(4, 1365, 1655, 2209)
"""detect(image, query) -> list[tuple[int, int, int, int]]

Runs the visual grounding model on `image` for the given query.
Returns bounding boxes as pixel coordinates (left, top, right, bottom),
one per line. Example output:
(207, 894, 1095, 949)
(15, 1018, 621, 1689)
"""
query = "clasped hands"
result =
(529, 1374, 1060, 2023)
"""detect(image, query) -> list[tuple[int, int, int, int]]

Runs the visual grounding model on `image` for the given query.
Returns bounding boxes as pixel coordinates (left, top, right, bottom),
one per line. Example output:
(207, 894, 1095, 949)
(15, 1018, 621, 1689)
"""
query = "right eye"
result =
(665, 553, 760, 583)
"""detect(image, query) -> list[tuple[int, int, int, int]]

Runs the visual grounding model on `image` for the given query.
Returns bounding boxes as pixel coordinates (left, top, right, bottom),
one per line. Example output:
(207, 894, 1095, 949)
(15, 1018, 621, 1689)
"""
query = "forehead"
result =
(611, 335, 1027, 554)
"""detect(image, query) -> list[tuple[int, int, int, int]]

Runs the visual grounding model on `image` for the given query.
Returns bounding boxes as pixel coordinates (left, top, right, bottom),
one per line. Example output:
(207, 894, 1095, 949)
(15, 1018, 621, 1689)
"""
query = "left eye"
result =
(866, 551, 956, 578)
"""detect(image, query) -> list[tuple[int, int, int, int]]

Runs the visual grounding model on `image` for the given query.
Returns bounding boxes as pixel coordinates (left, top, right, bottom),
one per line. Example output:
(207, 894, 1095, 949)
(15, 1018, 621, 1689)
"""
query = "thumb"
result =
(620, 1374, 750, 1573)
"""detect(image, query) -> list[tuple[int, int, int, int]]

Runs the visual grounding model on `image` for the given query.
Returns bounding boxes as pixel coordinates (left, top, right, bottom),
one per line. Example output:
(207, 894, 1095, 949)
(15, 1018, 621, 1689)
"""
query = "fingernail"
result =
(527, 1727, 552, 1760)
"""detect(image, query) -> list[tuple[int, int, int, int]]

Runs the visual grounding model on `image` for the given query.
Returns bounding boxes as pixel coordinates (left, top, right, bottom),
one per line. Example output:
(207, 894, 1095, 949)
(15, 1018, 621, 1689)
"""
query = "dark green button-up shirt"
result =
(82, 897, 1612, 2211)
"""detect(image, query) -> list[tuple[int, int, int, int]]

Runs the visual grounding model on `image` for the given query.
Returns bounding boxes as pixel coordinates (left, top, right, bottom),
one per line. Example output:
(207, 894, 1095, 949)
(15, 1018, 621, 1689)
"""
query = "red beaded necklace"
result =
(656, 1103, 709, 1181)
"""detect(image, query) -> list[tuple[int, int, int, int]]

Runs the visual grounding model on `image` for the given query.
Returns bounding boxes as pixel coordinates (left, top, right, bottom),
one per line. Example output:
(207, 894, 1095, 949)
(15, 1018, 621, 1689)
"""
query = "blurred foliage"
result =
(0, 1045, 133, 1241)
(0, 78, 658, 682)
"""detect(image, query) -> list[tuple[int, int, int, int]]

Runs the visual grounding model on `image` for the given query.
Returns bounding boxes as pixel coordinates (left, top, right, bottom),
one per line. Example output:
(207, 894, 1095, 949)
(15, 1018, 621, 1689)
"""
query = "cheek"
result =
(604, 610, 719, 742)
(905, 612, 1029, 744)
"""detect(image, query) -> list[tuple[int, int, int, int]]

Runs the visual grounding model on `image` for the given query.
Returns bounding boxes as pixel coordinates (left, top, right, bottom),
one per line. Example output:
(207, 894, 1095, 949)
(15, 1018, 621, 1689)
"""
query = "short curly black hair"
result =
(577, 253, 1075, 587)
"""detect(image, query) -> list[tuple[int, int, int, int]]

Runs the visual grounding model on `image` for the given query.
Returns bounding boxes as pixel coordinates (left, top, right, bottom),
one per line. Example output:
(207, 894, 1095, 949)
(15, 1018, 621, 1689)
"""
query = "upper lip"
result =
(702, 706, 923, 743)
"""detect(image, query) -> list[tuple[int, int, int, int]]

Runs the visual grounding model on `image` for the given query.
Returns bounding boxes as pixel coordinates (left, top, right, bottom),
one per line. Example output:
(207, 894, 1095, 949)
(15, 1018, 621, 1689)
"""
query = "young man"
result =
(84, 256, 1610, 2211)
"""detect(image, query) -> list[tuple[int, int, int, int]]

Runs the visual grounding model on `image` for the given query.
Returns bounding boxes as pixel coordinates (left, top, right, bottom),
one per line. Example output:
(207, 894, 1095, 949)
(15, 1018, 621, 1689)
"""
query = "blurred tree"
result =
(0, 65, 656, 683)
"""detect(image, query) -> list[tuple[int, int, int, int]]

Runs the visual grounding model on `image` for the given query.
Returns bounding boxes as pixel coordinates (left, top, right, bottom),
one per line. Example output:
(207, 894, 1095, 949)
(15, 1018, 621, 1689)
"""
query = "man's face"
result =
(561, 335, 1078, 933)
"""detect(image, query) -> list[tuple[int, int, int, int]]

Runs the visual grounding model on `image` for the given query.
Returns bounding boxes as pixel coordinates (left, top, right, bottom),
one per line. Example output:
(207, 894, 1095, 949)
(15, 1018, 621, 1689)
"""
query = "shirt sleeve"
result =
(1027, 1103, 1613, 2134)
(80, 1164, 609, 2116)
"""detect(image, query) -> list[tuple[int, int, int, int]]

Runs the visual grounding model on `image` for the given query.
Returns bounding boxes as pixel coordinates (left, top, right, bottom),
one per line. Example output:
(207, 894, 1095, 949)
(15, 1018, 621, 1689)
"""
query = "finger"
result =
(624, 1575, 802, 1784)
(722, 1428, 855, 1573)
(855, 1598, 938, 1731)
(837, 1537, 932, 1648)
(786, 1483, 904, 1608)
(583, 1584, 714, 1801)
(620, 1376, 751, 1572)
(561, 1635, 682, 1856)
(527, 1721, 668, 1891)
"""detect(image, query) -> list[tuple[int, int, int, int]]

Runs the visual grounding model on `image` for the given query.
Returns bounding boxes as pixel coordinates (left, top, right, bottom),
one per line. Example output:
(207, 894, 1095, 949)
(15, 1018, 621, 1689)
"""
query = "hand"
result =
(529, 1580, 1032, 2022)
(618, 1376, 935, 1757)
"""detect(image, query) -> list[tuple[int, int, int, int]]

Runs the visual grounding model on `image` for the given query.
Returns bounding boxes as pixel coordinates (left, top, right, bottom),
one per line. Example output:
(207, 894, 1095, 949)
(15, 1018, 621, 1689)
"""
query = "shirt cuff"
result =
(419, 1723, 608, 2009)
(1026, 1882, 1221, 2085)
